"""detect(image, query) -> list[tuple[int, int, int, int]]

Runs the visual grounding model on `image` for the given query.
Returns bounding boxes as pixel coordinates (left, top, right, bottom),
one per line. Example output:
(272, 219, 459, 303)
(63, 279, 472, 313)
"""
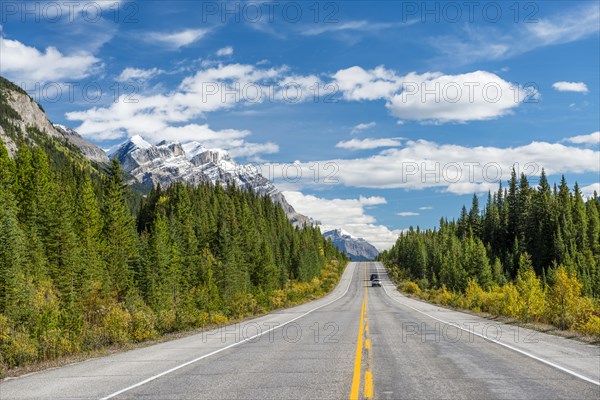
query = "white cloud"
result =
(284, 139, 599, 194)
(386, 70, 534, 123)
(564, 132, 600, 146)
(332, 65, 413, 101)
(153, 124, 251, 144)
(228, 142, 279, 158)
(0, 37, 100, 82)
(553, 81, 589, 93)
(419, 206, 433, 210)
(336, 137, 402, 150)
(397, 212, 419, 217)
(351, 122, 376, 134)
(443, 182, 500, 195)
(333, 67, 533, 123)
(67, 62, 320, 141)
(148, 28, 209, 49)
(216, 46, 234, 57)
(282, 191, 401, 250)
(116, 67, 164, 82)
(581, 183, 600, 199)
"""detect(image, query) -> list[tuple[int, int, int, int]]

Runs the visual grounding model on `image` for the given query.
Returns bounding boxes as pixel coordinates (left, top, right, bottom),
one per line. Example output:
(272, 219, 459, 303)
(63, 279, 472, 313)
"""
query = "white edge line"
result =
(100, 262, 358, 400)
(374, 262, 600, 387)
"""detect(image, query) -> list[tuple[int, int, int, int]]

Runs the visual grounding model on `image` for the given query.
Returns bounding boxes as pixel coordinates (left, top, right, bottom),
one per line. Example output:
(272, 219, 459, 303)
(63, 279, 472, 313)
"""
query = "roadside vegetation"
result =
(380, 170, 600, 336)
(0, 130, 347, 375)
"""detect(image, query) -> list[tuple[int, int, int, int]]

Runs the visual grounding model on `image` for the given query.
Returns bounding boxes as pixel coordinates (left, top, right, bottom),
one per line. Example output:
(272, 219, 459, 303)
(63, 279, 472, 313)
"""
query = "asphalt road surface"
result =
(1, 262, 599, 399)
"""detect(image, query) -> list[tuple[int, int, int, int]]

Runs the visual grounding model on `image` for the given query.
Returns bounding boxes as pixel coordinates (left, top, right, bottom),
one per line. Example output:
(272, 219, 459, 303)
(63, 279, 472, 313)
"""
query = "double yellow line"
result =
(350, 264, 373, 400)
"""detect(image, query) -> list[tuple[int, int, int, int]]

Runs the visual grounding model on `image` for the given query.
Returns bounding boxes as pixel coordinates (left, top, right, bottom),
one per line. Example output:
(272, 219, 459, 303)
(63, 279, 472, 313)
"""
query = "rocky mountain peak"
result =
(322, 228, 379, 261)
(0, 76, 108, 163)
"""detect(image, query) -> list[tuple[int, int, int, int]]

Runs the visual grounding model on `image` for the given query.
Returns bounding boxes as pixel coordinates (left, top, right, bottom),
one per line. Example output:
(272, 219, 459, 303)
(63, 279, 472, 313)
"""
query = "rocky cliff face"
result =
(0, 77, 108, 163)
(322, 228, 379, 261)
(52, 124, 110, 164)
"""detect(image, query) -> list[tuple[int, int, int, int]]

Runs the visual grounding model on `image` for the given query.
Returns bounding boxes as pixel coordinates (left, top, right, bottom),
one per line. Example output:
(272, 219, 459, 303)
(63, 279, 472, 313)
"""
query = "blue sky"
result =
(1, 1, 599, 249)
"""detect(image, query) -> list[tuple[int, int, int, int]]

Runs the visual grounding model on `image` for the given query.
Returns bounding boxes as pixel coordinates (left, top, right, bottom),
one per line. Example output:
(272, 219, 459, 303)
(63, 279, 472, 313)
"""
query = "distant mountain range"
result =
(322, 228, 379, 261)
(0, 75, 380, 258)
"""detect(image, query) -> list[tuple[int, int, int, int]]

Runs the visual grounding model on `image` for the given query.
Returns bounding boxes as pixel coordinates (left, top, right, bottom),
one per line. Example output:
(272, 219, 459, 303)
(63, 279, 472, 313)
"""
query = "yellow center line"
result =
(364, 370, 374, 399)
(364, 275, 374, 400)
(350, 264, 368, 400)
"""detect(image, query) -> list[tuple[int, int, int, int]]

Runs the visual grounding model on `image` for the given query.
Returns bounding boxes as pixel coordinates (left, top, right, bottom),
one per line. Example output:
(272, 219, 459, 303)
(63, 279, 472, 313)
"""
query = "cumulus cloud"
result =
(351, 122, 376, 134)
(282, 191, 402, 250)
(66, 63, 287, 157)
(281, 139, 599, 194)
(116, 67, 164, 82)
(153, 124, 250, 144)
(553, 81, 589, 93)
(333, 66, 413, 101)
(0, 37, 100, 82)
(228, 142, 279, 158)
(67, 62, 321, 142)
(333, 67, 533, 123)
(216, 46, 234, 56)
(148, 28, 209, 49)
(397, 212, 419, 217)
(386, 70, 535, 123)
(336, 137, 402, 150)
(564, 132, 600, 146)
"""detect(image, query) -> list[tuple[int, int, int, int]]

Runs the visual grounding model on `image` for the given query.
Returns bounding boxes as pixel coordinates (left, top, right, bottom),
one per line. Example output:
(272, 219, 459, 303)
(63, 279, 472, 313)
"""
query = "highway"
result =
(1, 262, 599, 399)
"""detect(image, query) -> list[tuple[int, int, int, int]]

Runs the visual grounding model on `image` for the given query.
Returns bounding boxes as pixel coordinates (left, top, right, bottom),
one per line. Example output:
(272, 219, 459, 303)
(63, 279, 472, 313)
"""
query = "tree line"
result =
(380, 169, 600, 334)
(0, 130, 346, 371)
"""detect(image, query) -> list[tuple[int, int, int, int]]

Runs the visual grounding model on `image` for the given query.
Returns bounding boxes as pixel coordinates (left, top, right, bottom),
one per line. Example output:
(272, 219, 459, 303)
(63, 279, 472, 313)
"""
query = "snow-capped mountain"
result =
(110, 135, 311, 226)
(322, 228, 379, 261)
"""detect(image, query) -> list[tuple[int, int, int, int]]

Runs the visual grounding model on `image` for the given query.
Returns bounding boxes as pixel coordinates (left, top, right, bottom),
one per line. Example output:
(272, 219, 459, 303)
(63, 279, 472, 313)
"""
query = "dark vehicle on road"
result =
(372, 279, 382, 287)
(370, 273, 379, 281)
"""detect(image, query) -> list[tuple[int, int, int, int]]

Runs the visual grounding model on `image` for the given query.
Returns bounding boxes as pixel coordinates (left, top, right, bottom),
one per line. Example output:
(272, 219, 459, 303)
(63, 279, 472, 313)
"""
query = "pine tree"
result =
(586, 198, 600, 256)
(101, 159, 138, 298)
(76, 175, 104, 287)
(572, 182, 588, 252)
(506, 167, 519, 246)
(468, 194, 481, 237)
